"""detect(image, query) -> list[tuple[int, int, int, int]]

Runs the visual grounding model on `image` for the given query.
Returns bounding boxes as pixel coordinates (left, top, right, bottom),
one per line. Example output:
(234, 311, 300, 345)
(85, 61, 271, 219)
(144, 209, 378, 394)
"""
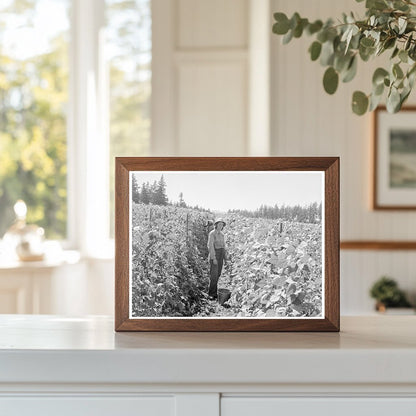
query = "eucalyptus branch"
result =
(272, 0, 416, 115)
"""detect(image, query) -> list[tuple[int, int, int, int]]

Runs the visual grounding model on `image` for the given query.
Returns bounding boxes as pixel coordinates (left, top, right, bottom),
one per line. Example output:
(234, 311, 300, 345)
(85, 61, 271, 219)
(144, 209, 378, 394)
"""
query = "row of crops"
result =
(131, 203, 322, 318)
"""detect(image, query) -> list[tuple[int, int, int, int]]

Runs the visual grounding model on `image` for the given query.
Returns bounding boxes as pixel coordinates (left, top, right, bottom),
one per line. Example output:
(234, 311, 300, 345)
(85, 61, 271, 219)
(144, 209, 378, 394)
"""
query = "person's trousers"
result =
(209, 248, 224, 298)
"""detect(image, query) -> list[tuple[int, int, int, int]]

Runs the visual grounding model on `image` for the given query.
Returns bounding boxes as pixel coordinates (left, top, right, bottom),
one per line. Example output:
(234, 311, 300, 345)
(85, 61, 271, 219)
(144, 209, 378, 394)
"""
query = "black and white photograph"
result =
(129, 171, 324, 319)
(374, 107, 416, 209)
(389, 129, 416, 189)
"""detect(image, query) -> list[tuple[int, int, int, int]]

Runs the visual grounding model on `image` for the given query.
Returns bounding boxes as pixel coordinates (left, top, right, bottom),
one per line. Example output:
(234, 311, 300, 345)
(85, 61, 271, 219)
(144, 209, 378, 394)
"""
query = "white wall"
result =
(271, 0, 416, 313)
(152, 0, 258, 156)
(47, 0, 416, 316)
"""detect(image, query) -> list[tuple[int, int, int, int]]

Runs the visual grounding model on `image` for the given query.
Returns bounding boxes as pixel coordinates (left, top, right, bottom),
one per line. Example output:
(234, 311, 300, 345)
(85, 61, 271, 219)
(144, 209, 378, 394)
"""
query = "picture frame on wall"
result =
(374, 106, 416, 210)
(115, 157, 339, 332)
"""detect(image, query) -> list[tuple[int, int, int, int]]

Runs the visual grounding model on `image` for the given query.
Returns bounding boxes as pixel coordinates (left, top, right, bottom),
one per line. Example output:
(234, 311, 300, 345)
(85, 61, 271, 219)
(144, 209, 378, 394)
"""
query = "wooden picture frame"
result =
(373, 106, 416, 210)
(115, 157, 339, 332)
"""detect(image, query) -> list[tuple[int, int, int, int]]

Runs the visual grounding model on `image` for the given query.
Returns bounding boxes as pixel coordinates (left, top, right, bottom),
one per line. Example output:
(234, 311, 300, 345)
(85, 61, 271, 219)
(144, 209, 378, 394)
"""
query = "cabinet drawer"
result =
(0, 396, 174, 416)
(222, 397, 416, 416)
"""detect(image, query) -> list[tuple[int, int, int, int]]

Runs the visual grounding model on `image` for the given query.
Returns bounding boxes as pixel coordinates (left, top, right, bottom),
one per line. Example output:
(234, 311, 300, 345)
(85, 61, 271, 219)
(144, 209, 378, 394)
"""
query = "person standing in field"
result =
(207, 219, 227, 300)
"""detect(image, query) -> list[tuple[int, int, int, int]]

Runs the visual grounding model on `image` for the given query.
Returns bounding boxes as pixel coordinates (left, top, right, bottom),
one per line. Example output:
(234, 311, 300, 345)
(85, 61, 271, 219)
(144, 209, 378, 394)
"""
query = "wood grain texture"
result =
(114, 157, 340, 332)
(115, 159, 130, 330)
(373, 106, 416, 210)
(325, 158, 340, 331)
(341, 241, 416, 250)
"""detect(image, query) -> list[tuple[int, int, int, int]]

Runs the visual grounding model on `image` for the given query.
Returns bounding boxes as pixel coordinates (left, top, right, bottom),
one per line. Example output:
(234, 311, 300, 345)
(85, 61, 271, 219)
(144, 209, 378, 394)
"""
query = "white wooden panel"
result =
(270, 0, 416, 314)
(222, 397, 416, 416)
(341, 251, 416, 314)
(152, 0, 177, 156)
(177, 61, 247, 156)
(0, 273, 32, 314)
(0, 397, 174, 416)
(248, 0, 270, 156)
(0, 289, 19, 314)
(178, 0, 248, 49)
(175, 394, 219, 416)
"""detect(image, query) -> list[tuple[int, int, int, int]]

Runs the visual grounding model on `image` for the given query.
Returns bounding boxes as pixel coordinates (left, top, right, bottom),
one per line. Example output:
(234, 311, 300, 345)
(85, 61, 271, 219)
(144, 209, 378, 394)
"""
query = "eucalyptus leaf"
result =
(317, 30, 328, 43)
(405, 34, 413, 51)
(383, 37, 396, 50)
(393, 63, 404, 79)
(360, 37, 375, 48)
(359, 44, 375, 61)
(320, 40, 335, 66)
(323, 67, 339, 94)
(273, 13, 290, 35)
(334, 52, 351, 72)
(408, 70, 416, 88)
(386, 87, 401, 112)
(391, 47, 399, 59)
(398, 17, 407, 34)
(369, 92, 383, 111)
(401, 86, 411, 106)
(282, 29, 294, 44)
(342, 56, 357, 82)
(307, 20, 323, 35)
(372, 67, 389, 86)
(352, 91, 369, 115)
(290, 13, 301, 29)
(366, 0, 388, 10)
(293, 18, 308, 38)
(309, 41, 322, 61)
(399, 50, 408, 63)
(393, 0, 409, 12)
(373, 82, 385, 96)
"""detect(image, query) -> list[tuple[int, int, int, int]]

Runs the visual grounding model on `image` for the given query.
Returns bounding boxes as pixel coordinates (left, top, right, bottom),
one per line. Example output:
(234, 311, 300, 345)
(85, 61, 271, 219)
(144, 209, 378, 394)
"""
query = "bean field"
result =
(131, 203, 323, 318)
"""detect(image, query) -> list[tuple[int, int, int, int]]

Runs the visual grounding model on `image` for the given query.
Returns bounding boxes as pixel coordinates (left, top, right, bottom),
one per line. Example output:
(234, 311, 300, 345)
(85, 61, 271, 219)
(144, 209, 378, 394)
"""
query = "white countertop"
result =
(0, 315, 415, 386)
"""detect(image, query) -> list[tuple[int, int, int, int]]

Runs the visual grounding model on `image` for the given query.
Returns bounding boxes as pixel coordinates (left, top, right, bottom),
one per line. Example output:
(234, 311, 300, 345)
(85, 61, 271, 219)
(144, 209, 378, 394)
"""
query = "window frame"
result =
(67, 0, 111, 257)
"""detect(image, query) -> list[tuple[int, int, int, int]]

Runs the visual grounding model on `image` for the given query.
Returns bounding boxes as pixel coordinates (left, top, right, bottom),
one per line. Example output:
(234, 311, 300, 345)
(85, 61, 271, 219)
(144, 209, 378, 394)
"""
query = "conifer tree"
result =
(132, 175, 141, 204)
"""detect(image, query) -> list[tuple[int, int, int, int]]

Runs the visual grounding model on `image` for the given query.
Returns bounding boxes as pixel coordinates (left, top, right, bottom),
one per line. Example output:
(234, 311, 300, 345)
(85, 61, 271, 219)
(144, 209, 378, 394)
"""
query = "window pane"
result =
(106, 0, 151, 237)
(0, 0, 70, 239)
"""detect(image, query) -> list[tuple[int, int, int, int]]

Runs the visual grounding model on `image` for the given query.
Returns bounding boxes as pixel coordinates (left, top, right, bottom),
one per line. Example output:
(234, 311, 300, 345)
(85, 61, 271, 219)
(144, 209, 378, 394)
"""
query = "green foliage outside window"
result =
(0, 0, 151, 240)
(0, 1, 69, 238)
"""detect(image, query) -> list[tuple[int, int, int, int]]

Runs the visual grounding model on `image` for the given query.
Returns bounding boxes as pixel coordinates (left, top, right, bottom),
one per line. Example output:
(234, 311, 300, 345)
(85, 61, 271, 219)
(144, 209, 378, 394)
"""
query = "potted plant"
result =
(369, 276, 413, 313)
(272, 0, 416, 115)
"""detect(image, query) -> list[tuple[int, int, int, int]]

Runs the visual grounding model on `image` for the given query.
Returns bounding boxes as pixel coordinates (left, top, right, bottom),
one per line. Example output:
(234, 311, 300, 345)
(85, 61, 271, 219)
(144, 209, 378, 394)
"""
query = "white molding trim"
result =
(248, 0, 271, 156)
(70, 0, 108, 255)
(151, 0, 177, 156)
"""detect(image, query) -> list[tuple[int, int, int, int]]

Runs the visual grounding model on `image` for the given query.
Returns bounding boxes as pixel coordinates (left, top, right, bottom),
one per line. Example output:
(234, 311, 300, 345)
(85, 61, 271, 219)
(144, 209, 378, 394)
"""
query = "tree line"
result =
(132, 175, 168, 205)
(132, 175, 322, 224)
(229, 202, 322, 224)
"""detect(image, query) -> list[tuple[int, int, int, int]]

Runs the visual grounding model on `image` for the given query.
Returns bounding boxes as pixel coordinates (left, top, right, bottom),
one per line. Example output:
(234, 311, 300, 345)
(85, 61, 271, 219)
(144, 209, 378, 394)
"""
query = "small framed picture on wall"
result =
(374, 106, 416, 209)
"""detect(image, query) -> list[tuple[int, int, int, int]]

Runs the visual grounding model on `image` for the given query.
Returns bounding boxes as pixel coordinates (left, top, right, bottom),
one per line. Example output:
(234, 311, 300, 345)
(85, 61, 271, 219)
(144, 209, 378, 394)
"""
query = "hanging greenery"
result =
(272, 0, 416, 115)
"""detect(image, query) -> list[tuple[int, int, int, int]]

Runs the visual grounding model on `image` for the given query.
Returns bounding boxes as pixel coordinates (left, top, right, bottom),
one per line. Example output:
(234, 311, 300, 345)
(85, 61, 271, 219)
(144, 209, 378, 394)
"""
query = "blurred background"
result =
(0, 0, 415, 316)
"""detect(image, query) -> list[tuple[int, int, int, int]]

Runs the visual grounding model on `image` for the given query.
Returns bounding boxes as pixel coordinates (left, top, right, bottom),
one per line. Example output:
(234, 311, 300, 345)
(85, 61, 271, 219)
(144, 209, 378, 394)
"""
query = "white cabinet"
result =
(221, 398, 416, 416)
(0, 259, 83, 314)
(1, 316, 416, 416)
(1, 397, 175, 416)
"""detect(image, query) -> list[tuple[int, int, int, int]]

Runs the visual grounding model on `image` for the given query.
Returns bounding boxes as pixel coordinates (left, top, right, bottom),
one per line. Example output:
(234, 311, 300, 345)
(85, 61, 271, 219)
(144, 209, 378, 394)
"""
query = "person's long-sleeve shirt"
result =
(207, 230, 225, 261)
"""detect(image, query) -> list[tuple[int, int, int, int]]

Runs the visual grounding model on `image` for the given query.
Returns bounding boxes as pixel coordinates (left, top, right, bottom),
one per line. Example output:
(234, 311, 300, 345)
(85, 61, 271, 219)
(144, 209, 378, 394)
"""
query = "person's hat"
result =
(214, 218, 226, 227)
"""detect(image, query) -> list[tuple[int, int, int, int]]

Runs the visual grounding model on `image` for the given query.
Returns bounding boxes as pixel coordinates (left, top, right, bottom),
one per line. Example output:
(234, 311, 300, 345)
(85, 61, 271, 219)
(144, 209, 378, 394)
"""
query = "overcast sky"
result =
(131, 171, 324, 213)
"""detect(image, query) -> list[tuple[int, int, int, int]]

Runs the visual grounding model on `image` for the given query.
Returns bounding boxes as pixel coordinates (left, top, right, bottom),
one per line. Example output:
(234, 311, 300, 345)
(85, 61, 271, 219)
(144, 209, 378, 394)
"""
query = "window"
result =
(0, 0, 70, 239)
(0, 0, 151, 252)
(106, 0, 151, 237)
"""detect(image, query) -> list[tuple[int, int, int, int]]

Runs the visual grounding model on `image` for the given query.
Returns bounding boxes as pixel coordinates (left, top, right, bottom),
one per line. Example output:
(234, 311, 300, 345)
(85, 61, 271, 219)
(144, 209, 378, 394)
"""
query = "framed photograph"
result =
(115, 157, 339, 332)
(374, 106, 416, 210)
